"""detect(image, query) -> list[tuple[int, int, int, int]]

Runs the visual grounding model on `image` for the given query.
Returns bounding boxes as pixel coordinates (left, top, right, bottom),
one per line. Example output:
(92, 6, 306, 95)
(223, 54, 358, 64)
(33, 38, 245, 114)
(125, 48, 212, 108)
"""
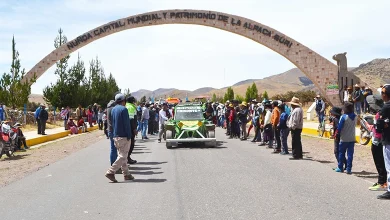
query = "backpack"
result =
(315, 100, 323, 112)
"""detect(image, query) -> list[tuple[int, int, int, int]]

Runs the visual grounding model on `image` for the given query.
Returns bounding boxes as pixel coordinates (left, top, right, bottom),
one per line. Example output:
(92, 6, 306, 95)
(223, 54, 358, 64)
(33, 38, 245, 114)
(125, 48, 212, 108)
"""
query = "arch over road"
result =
(26, 9, 343, 106)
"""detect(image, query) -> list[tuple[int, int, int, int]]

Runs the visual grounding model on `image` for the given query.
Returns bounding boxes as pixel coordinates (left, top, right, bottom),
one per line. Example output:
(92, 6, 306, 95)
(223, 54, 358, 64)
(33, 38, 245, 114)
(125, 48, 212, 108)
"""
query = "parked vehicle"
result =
(359, 114, 374, 145)
(0, 121, 18, 158)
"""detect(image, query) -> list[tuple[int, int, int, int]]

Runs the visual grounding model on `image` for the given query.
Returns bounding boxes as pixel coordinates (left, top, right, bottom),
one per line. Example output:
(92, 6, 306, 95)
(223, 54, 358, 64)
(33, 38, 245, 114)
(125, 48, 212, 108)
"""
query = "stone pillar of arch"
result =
(26, 9, 345, 106)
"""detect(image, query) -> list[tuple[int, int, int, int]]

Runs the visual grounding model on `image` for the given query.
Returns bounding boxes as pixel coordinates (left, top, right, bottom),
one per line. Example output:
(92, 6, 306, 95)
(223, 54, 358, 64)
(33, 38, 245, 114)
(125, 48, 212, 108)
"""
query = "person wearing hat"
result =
(353, 84, 363, 115)
(238, 101, 249, 140)
(228, 103, 238, 139)
(105, 93, 134, 183)
(315, 95, 326, 126)
(377, 84, 390, 199)
(14, 123, 28, 151)
(38, 104, 48, 135)
(335, 102, 356, 174)
(126, 96, 138, 164)
(67, 117, 78, 135)
(270, 100, 282, 152)
(329, 106, 346, 169)
(287, 97, 304, 159)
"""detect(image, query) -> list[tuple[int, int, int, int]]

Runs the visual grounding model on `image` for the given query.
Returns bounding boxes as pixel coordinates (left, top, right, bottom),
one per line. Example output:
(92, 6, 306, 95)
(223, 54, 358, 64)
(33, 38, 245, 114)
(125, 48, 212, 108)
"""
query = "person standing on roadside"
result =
(106, 100, 117, 165)
(278, 103, 289, 155)
(329, 107, 346, 169)
(238, 101, 249, 141)
(335, 102, 356, 174)
(287, 97, 303, 160)
(0, 103, 4, 122)
(39, 105, 48, 135)
(353, 84, 363, 115)
(98, 107, 104, 130)
(76, 104, 83, 119)
(126, 96, 138, 165)
(158, 103, 170, 143)
(271, 101, 281, 153)
(141, 103, 150, 140)
(377, 85, 390, 199)
(34, 104, 42, 134)
(315, 95, 326, 125)
(105, 93, 134, 183)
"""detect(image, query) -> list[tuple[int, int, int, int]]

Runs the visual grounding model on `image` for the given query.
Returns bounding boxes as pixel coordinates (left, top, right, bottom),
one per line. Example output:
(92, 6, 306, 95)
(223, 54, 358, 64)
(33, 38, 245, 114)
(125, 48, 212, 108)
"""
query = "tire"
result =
(166, 130, 173, 149)
(207, 130, 215, 138)
(359, 130, 370, 145)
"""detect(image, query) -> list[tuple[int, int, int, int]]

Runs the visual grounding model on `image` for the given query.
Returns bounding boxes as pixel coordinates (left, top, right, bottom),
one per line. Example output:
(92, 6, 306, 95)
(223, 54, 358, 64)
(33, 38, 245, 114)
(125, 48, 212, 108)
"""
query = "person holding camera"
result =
(377, 85, 390, 199)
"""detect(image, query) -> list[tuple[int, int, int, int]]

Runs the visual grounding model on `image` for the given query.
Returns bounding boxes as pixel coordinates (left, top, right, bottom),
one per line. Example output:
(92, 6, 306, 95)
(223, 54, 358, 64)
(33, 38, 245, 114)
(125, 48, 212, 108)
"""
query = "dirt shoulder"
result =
(300, 135, 376, 181)
(0, 130, 105, 187)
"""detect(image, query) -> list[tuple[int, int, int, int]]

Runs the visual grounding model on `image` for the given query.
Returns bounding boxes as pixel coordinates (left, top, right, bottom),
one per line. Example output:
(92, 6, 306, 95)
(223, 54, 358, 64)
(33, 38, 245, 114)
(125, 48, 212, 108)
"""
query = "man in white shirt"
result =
(158, 103, 170, 143)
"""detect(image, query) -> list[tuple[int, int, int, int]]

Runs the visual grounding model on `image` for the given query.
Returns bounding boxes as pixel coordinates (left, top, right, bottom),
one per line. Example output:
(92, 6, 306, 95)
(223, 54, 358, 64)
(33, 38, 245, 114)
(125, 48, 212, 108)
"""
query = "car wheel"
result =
(166, 130, 173, 149)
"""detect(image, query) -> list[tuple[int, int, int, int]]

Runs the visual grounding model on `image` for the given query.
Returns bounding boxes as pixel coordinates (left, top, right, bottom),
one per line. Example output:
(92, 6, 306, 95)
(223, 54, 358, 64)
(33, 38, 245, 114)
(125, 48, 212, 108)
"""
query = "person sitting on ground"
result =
(14, 123, 28, 151)
(67, 117, 78, 135)
(335, 102, 356, 174)
(78, 116, 88, 133)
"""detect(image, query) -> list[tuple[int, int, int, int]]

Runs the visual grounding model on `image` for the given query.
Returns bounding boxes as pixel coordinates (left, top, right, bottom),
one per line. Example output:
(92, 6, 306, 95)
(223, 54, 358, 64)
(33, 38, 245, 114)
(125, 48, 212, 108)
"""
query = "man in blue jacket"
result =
(105, 93, 135, 183)
(34, 105, 42, 134)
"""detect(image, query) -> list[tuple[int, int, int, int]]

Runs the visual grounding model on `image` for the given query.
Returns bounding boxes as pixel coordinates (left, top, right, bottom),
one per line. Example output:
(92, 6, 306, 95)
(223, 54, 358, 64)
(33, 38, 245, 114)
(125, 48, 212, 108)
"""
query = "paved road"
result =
(0, 128, 386, 220)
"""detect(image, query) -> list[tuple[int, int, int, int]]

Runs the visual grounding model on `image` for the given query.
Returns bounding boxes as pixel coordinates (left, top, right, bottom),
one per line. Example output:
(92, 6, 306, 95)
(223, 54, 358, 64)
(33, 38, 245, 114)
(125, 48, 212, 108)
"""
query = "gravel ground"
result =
(0, 130, 105, 187)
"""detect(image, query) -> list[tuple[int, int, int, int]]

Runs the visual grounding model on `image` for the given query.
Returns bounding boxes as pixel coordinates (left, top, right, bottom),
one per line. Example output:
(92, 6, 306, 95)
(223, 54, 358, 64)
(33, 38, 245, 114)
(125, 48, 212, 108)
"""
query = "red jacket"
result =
(229, 109, 235, 122)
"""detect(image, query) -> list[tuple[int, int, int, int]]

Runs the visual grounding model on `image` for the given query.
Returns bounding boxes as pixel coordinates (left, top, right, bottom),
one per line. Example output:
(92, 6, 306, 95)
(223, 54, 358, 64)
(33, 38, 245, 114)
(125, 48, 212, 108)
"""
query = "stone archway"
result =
(26, 9, 343, 106)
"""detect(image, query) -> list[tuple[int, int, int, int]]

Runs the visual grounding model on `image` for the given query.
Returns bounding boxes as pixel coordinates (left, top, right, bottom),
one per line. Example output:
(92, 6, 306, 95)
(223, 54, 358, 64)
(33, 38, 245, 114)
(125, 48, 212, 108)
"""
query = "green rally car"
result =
(164, 102, 216, 149)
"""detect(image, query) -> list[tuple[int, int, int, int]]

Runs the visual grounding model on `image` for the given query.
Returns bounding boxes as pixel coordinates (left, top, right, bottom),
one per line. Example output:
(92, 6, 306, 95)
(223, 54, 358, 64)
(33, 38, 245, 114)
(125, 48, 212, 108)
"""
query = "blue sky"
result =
(0, 0, 389, 94)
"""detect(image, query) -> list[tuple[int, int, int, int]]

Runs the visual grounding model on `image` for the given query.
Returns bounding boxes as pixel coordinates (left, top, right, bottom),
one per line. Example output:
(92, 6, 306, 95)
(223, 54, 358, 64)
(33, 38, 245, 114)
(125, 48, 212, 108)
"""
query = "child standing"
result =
(330, 107, 346, 169)
(335, 102, 356, 174)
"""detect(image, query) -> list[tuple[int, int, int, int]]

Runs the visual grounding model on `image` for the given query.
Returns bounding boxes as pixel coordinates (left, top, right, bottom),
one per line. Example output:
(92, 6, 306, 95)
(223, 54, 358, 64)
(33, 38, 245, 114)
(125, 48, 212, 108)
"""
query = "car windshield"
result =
(175, 105, 204, 120)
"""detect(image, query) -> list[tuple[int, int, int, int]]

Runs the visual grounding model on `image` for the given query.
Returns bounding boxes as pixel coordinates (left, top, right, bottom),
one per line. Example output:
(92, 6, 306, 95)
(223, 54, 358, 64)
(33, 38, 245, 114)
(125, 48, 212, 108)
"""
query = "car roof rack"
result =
(177, 102, 202, 106)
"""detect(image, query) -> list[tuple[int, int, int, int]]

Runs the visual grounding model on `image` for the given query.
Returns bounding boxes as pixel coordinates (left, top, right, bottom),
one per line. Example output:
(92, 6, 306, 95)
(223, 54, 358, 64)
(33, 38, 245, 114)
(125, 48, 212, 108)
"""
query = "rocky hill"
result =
(352, 58, 390, 88)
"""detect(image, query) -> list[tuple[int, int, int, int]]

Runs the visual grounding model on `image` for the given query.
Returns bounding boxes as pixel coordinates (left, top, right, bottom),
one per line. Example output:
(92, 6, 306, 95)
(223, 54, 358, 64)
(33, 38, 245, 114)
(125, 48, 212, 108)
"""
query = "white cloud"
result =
(0, 0, 389, 95)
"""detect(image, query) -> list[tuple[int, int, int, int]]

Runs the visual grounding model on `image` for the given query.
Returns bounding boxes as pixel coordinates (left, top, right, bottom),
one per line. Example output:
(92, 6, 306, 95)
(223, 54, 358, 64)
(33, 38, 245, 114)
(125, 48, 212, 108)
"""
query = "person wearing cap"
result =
(238, 101, 249, 140)
(39, 105, 48, 135)
(34, 104, 42, 134)
(106, 100, 117, 166)
(126, 96, 138, 164)
(105, 93, 134, 183)
(353, 84, 363, 115)
(329, 106, 346, 169)
(335, 102, 356, 174)
(287, 97, 304, 159)
(377, 84, 390, 199)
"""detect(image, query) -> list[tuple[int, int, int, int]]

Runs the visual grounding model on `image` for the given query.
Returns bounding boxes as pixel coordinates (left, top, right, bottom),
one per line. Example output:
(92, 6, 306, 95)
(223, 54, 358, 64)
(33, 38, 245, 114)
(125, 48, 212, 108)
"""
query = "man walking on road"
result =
(105, 93, 134, 183)
(126, 96, 138, 165)
(287, 97, 303, 160)
(39, 105, 48, 135)
(158, 103, 170, 143)
(377, 85, 390, 199)
(315, 95, 325, 125)
(106, 100, 117, 166)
